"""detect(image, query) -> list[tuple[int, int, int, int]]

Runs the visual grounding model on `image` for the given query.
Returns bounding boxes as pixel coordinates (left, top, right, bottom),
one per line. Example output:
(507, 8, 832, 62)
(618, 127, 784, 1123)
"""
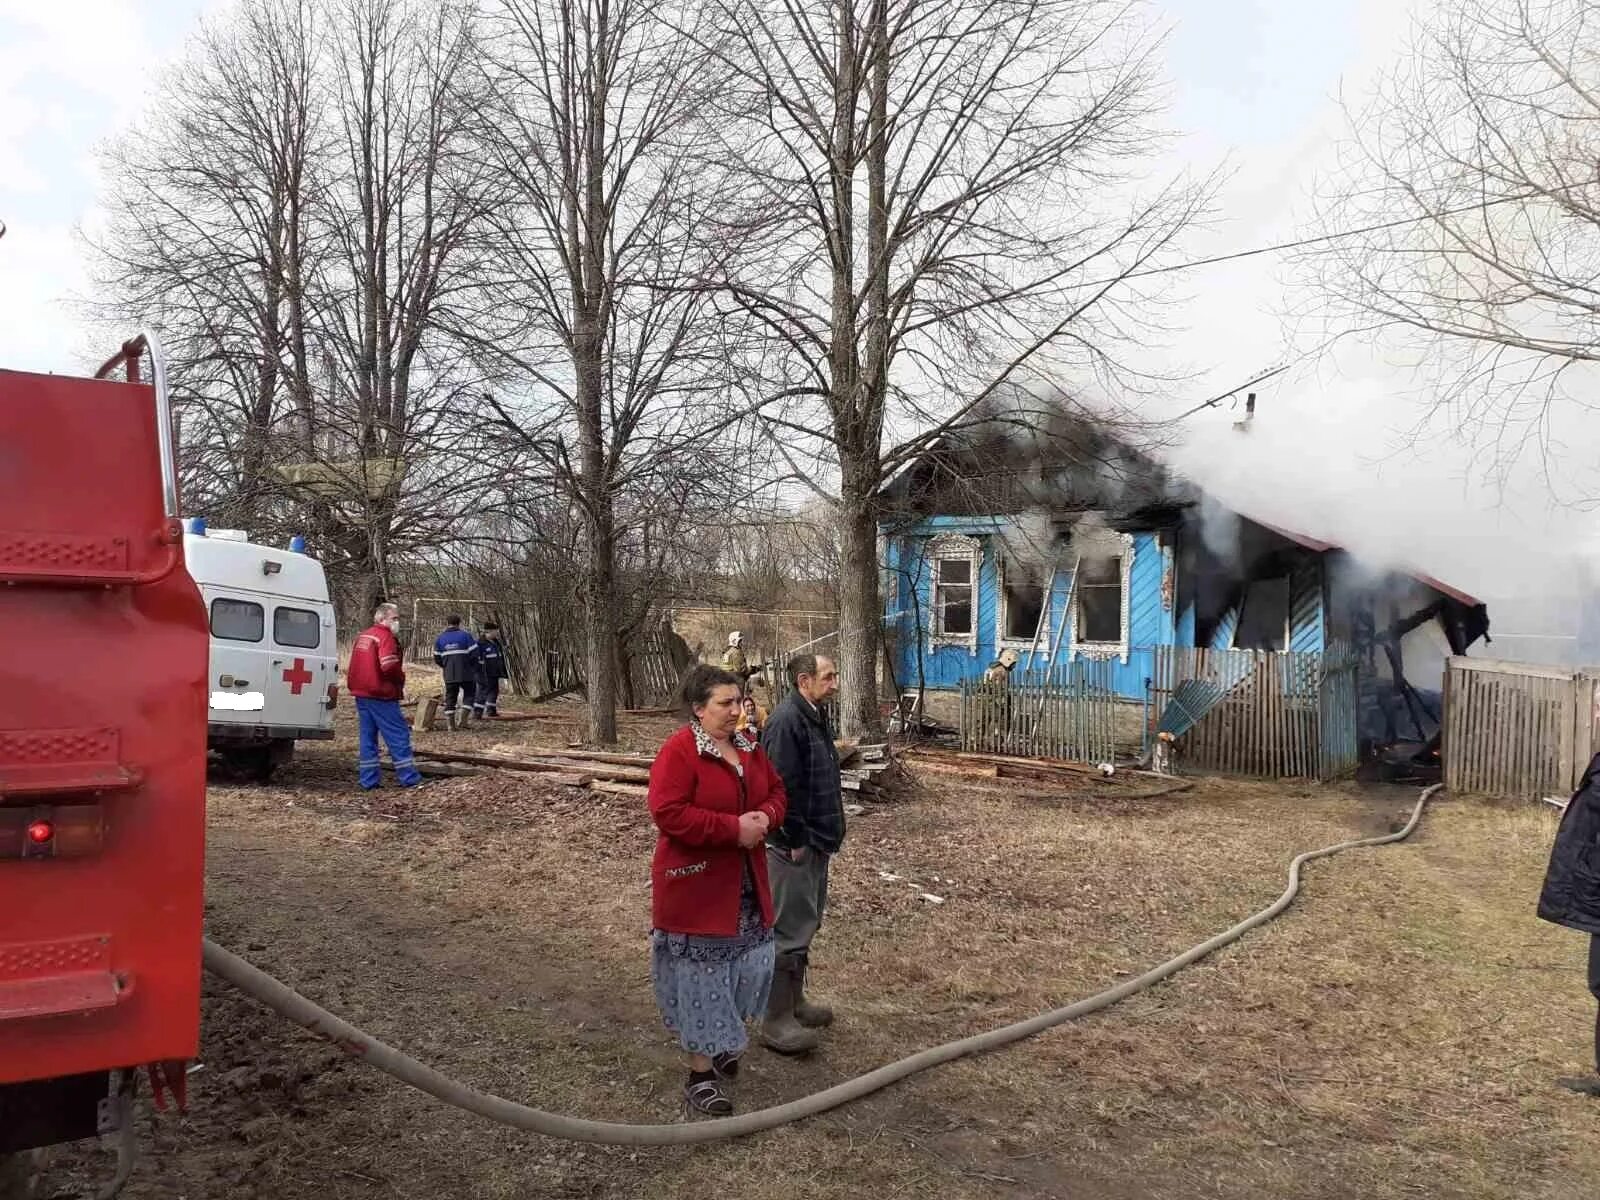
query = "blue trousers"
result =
(356, 697, 421, 789)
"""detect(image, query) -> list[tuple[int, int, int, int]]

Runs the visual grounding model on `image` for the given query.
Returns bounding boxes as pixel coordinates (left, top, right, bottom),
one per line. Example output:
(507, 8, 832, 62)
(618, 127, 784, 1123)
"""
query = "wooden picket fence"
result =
(1443, 657, 1600, 801)
(1150, 646, 1360, 780)
(958, 659, 1118, 763)
(626, 630, 683, 707)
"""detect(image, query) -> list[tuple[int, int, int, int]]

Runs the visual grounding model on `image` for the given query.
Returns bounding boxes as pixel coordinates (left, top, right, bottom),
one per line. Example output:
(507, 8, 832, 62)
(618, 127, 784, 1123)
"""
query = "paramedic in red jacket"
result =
(347, 603, 421, 789)
(648, 664, 787, 1117)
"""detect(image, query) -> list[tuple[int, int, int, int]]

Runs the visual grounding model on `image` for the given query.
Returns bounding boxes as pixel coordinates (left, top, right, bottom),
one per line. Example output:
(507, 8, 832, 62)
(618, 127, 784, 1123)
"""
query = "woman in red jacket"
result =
(649, 664, 787, 1116)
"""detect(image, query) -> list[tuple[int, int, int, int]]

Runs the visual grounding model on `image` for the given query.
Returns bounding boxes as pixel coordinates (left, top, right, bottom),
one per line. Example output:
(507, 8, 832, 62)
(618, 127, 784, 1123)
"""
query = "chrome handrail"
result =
(94, 330, 180, 522)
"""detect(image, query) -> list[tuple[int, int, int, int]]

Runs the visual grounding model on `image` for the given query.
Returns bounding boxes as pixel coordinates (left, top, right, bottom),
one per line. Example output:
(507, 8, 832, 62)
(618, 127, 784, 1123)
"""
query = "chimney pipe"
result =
(1233, 392, 1257, 434)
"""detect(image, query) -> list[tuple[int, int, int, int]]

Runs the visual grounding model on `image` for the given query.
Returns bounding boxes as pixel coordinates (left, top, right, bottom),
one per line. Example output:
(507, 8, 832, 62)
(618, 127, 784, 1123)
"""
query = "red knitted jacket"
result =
(648, 724, 787, 936)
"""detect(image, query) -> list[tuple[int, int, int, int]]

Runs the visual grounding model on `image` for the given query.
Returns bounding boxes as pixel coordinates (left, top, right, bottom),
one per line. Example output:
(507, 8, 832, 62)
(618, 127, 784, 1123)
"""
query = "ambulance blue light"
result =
(288, 535, 307, 553)
(185, 517, 208, 536)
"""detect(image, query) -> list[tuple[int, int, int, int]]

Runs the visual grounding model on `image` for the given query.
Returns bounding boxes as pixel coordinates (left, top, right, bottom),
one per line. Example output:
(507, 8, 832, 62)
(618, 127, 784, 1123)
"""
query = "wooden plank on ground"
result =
(591, 781, 649, 798)
(411, 748, 617, 779)
(910, 760, 1000, 779)
(527, 748, 656, 769)
(412, 696, 438, 732)
(530, 758, 651, 783)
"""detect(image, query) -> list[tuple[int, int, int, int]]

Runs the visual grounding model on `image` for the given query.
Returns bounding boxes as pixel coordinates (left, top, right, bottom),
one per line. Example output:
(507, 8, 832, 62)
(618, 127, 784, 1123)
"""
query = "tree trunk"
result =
(584, 510, 620, 744)
(836, 480, 882, 738)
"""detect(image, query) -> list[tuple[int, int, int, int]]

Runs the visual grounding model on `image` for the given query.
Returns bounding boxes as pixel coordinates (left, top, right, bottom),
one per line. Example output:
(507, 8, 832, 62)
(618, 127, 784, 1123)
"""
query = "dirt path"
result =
(37, 724, 1600, 1199)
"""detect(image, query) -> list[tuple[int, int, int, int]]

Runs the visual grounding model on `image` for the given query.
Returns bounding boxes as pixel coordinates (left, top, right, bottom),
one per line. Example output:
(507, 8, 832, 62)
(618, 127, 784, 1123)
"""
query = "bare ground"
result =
(38, 698, 1600, 1199)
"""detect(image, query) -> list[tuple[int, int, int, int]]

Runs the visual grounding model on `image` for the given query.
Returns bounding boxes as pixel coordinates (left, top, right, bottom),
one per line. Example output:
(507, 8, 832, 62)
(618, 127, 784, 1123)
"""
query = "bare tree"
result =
(90, 0, 508, 619)
(304, 0, 504, 606)
(467, 0, 742, 742)
(698, 0, 1207, 734)
(92, 0, 324, 530)
(1311, 0, 1600, 496)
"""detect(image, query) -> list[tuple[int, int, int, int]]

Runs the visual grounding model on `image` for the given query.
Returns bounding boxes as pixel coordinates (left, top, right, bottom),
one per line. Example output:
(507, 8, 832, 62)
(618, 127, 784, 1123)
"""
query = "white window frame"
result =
(927, 532, 982, 652)
(995, 554, 1051, 651)
(1069, 530, 1134, 664)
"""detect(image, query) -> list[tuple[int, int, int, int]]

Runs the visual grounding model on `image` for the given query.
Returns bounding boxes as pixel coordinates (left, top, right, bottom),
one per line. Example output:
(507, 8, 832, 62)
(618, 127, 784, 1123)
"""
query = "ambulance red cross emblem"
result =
(282, 658, 314, 695)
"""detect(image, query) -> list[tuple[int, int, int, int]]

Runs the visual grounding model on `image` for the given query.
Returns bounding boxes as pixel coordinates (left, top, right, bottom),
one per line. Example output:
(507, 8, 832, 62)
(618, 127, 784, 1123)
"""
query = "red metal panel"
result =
(0, 366, 208, 1084)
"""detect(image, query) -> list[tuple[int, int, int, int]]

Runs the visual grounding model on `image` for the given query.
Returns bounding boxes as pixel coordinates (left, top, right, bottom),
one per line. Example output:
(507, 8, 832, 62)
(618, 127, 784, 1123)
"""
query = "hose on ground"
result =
(202, 783, 1442, 1147)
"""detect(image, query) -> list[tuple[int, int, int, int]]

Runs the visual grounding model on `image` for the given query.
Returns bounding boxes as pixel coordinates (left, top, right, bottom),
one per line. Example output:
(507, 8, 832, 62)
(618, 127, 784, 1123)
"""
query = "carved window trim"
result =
(927, 532, 982, 653)
(1070, 530, 1134, 664)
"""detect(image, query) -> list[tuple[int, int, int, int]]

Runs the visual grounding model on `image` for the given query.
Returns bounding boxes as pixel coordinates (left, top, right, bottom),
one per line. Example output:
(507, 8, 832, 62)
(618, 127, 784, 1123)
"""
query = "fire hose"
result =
(202, 784, 1441, 1147)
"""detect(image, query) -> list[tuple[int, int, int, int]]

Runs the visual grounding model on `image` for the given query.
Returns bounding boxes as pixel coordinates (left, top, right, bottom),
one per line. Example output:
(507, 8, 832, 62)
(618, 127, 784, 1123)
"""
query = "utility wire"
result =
(1083, 191, 1538, 292)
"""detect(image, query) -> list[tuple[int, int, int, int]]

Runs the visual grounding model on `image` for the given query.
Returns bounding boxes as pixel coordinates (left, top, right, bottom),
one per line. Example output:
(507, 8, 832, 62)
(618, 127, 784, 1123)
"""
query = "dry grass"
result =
(45, 702, 1600, 1199)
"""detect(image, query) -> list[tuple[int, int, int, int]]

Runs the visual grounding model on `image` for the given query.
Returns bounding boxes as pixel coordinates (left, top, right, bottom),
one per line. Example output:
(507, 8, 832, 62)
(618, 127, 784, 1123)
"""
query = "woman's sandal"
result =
(712, 1052, 741, 1080)
(684, 1077, 734, 1117)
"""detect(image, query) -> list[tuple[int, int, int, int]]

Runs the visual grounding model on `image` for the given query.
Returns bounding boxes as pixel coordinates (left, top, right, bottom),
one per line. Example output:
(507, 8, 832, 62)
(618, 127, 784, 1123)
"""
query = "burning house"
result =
(879, 412, 1491, 775)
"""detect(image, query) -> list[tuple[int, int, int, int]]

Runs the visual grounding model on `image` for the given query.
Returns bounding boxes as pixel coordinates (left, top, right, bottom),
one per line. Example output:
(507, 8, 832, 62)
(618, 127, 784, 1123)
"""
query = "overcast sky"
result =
(2, 0, 1595, 635)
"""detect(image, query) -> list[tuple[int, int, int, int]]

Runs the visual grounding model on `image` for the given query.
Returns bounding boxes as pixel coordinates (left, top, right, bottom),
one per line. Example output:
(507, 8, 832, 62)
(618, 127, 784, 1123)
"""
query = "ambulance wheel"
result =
(226, 743, 289, 782)
(0, 1151, 40, 1200)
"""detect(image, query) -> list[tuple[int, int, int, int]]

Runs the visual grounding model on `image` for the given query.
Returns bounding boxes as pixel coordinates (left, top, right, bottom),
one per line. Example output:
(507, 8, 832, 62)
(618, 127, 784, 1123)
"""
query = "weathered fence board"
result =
(958, 660, 1118, 764)
(1443, 656, 1600, 801)
(1151, 646, 1358, 781)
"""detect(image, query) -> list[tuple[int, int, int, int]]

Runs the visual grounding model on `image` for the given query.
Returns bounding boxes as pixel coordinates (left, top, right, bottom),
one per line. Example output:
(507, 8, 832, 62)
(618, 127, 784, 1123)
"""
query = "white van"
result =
(183, 523, 338, 779)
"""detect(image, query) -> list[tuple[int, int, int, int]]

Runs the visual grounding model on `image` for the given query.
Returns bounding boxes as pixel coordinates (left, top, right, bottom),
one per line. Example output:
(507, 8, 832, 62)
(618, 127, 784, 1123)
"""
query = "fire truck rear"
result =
(0, 336, 208, 1195)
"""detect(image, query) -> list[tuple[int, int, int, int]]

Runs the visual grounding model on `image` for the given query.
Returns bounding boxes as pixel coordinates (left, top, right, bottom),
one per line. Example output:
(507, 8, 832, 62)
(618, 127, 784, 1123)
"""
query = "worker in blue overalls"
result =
(472, 621, 509, 719)
(433, 614, 479, 730)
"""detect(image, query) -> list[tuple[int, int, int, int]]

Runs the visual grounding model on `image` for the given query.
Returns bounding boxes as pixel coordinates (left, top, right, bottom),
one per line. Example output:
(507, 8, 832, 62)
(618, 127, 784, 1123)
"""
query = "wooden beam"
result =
(591, 781, 649, 798)
(525, 748, 655, 769)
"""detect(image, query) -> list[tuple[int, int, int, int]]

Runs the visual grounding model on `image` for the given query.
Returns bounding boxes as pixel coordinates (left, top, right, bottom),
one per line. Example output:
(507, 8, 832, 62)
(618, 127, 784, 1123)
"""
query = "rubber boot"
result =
(793, 953, 834, 1028)
(1557, 1008, 1600, 1096)
(761, 954, 820, 1055)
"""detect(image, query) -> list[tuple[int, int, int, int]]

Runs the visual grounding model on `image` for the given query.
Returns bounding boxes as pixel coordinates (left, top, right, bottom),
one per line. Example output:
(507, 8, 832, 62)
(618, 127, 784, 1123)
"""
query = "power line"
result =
(1170, 362, 1292, 422)
(1084, 191, 1537, 291)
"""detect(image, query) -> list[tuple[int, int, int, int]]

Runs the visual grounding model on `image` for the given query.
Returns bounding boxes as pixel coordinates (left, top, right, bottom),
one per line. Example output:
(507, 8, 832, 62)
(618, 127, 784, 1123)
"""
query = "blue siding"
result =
(1211, 603, 1241, 650)
(1177, 603, 1196, 646)
(1289, 563, 1326, 654)
(884, 522, 1174, 701)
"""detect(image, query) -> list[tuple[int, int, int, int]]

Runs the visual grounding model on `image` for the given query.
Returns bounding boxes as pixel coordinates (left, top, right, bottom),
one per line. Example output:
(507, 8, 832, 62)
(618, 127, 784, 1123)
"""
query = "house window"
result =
(1077, 556, 1124, 644)
(1000, 561, 1046, 642)
(1235, 576, 1290, 651)
(935, 556, 974, 636)
(926, 531, 982, 650)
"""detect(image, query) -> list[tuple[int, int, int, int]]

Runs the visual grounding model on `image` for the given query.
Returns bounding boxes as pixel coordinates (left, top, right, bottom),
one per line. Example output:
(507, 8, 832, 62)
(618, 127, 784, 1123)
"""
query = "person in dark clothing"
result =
(1538, 751, 1600, 1095)
(433, 615, 478, 730)
(759, 652, 843, 1055)
(473, 621, 509, 718)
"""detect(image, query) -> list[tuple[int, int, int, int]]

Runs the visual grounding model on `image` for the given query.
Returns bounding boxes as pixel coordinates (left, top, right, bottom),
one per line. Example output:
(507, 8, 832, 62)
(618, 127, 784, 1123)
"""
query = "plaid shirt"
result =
(761, 692, 845, 854)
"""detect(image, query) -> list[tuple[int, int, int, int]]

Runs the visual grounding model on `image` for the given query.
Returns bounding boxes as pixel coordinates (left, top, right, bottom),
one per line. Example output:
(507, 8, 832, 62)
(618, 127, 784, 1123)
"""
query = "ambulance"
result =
(182, 519, 338, 778)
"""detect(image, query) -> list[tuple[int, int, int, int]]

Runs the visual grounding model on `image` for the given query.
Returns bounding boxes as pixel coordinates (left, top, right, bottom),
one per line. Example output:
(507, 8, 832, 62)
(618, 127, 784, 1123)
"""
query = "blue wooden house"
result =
(879, 425, 1490, 740)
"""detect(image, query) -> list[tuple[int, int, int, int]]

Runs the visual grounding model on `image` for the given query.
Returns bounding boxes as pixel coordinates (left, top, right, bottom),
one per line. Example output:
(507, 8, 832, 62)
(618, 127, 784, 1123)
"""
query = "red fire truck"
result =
(0, 335, 208, 1196)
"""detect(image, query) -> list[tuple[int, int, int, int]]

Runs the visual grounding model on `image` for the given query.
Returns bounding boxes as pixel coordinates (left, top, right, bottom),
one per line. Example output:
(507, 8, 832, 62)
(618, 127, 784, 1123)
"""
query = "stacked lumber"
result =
(410, 746, 654, 799)
(903, 746, 1095, 786)
(412, 742, 910, 803)
(837, 742, 897, 799)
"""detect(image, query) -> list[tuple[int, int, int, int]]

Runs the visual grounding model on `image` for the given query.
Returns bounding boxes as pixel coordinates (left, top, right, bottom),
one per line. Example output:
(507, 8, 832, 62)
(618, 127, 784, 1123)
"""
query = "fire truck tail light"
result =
(1, 806, 105, 859)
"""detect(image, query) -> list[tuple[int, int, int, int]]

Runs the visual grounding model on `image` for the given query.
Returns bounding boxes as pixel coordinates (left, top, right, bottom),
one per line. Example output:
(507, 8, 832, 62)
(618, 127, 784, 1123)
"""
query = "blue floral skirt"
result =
(650, 910, 775, 1057)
